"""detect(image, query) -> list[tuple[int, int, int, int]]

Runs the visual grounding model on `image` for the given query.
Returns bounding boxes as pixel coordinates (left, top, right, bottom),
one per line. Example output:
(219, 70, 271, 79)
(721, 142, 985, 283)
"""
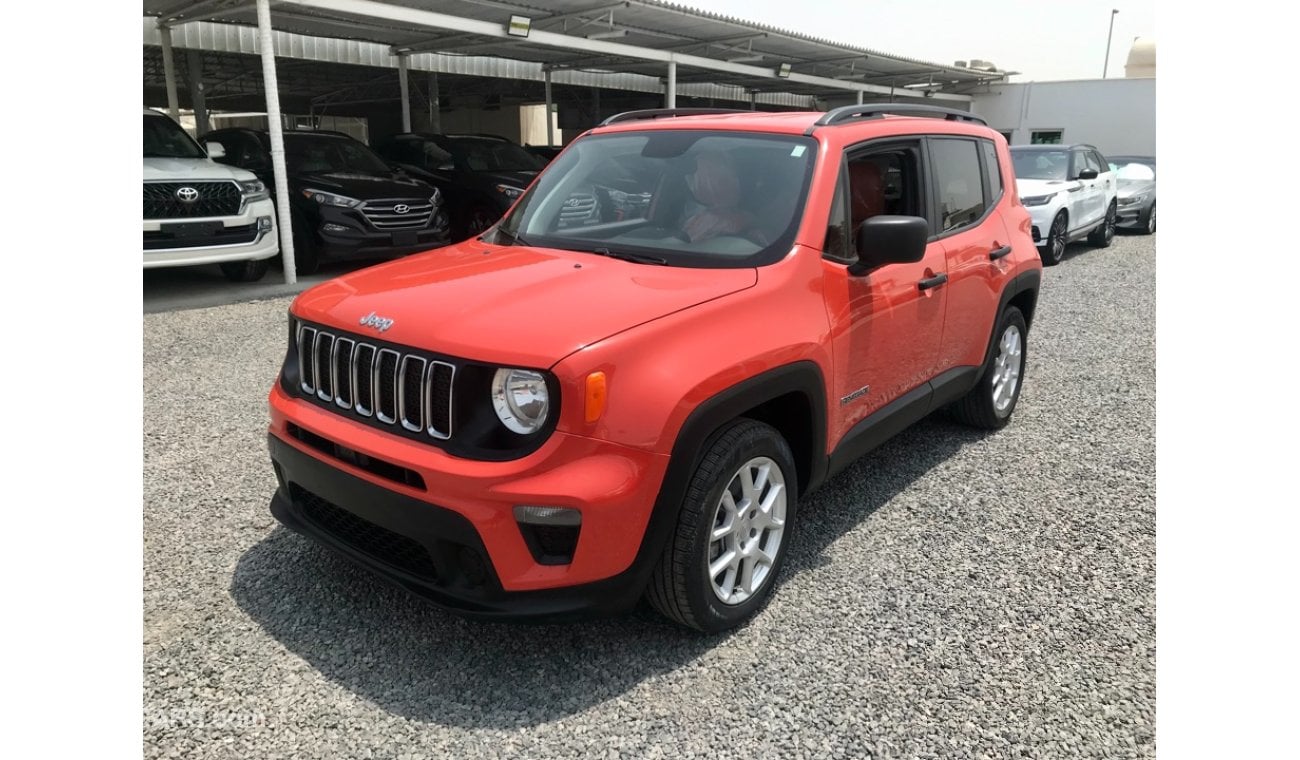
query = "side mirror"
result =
(205, 141, 226, 159)
(850, 215, 929, 276)
(1077, 168, 1098, 180)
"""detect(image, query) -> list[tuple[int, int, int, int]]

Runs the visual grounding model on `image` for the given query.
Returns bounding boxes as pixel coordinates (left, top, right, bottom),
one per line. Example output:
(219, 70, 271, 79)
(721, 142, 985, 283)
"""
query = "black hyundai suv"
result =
(372, 132, 548, 239)
(201, 128, 451, 274)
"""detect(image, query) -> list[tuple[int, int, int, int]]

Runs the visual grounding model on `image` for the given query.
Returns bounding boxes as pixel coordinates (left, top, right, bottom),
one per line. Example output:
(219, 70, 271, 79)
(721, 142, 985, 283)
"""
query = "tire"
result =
(949, 306, 1028, 430)
(1088, 200, 1117, 247)
(465, 206, 499, 238)
(218, 258, 270, 283)
(1039, 211, 1067, 266)
(290, 218, 322, 276)
(1142, 203, 1156, 235)
(646, 418, 798, 633)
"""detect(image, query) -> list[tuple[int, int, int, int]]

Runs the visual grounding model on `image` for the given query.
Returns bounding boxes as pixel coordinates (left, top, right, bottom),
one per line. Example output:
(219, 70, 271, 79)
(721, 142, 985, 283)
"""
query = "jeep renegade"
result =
(266, 105, 1043, 633)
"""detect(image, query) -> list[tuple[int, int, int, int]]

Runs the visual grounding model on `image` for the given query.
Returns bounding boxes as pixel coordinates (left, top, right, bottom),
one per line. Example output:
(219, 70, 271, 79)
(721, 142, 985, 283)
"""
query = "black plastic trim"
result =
(599, 108, 748, 126)
(806, 104, 987, 135)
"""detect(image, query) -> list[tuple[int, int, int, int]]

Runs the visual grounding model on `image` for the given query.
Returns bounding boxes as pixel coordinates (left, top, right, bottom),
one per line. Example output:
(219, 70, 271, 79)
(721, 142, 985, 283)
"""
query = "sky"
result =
(696, 0, 1156, 82)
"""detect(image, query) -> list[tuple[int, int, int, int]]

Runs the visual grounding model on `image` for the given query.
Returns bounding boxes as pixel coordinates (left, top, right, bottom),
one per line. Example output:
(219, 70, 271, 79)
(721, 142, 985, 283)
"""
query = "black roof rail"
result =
(807, 104, 987, 134)
(599, 108, 749, 127)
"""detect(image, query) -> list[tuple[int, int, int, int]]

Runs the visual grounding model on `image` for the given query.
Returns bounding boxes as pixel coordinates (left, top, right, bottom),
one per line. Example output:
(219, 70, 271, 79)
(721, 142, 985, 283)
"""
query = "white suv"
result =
(1010, 144, 1117, 266)
(143, 109, 279, 282)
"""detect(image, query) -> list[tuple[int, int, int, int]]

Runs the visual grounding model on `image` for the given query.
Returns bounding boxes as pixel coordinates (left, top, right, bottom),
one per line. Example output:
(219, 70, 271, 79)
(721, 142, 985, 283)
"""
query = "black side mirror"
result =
(1077, 168, 1099, 180)
(849, 215, 930, 276)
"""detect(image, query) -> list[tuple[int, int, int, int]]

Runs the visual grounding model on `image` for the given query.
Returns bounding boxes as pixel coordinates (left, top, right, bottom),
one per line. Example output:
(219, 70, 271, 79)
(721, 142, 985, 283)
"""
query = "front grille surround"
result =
(360, 198, 434, 230)
(296, 324, 454, 441)
(144, 180, 244, 219)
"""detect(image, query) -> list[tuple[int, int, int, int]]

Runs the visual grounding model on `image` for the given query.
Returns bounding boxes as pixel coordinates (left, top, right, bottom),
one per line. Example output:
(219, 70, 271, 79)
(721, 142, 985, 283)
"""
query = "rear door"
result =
(820, 138, 948, 445)
(931, 136, 1011, 373)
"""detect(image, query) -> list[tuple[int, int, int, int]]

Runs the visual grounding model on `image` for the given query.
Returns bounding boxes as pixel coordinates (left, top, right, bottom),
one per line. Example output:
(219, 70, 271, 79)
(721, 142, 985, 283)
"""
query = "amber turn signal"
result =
(585, 371, 607, 424)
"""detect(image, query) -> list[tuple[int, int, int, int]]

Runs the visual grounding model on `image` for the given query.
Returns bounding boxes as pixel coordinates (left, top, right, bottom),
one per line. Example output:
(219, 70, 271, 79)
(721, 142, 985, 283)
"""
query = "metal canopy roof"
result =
(144, 0, 1007, 102)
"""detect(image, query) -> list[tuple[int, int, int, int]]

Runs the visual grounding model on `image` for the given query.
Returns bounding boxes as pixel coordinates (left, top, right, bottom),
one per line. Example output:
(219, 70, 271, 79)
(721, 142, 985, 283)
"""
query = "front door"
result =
(820, 140, 948, 448)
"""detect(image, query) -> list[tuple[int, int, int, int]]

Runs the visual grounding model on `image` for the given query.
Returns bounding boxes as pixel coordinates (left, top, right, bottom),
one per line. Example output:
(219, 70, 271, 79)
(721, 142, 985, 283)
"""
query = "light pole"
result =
(1103, 9, 1120, 78)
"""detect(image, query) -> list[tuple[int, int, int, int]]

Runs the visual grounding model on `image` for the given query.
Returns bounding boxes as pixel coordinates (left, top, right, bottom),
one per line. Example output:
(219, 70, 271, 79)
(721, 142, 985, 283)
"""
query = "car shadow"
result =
(229, 414, 989, 729)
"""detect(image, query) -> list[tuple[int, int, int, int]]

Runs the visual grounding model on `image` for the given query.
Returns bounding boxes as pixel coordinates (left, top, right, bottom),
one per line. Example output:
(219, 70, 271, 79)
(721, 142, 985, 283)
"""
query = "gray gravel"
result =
(144, 234, 1155, 759)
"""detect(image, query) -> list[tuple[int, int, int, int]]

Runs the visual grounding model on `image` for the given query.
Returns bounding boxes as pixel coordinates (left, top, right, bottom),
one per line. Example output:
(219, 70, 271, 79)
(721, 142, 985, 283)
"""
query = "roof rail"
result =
(599, 108, 749, 127)
(807, 104, 987, 134)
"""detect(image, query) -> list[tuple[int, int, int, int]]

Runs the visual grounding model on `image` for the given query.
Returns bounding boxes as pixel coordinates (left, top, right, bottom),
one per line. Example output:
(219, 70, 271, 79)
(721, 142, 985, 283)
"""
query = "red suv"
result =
(266, 105, 1042, 632)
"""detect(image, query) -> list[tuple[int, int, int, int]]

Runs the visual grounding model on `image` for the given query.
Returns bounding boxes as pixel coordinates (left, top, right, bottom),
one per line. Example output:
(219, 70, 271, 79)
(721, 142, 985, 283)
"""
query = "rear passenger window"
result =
(931, 138, 986, 232)
(981, 140, 1003, 199)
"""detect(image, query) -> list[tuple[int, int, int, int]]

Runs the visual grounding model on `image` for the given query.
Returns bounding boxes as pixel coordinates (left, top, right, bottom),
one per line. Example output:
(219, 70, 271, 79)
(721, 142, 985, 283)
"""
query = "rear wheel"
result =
(646, 419, 797, 633)
(218, 258, 270, 283)
(1089, 200, 1117, 247)
(949, 306, 1028, 430)
(1040, 212, 1067, 266)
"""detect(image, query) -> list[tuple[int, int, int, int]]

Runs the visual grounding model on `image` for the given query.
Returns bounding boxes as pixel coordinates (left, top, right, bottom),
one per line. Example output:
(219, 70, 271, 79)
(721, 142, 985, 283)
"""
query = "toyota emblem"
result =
(175, 186, 200, 203)
(393, 204, 410, 214)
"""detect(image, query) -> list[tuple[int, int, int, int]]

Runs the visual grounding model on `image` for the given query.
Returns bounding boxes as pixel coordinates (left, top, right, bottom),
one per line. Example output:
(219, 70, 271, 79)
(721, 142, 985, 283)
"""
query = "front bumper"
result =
(1116, 199, 1151, 229)
(1023, 201, 1061, 246)
(266, 384, 671, 620)
(142, 197, 279, 268)
(315, 208, 452, 261)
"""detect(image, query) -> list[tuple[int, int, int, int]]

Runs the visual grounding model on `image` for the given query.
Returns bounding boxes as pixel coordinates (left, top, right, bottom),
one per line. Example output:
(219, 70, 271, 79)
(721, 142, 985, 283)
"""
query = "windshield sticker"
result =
(790, 145, 807, 158)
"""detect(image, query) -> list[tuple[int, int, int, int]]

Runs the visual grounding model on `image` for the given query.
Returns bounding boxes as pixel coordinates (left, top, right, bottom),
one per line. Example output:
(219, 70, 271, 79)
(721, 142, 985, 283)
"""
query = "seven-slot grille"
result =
(297, 324, 454, 439)
(360, 198, 434, 229)
(144, 181, 243, 219)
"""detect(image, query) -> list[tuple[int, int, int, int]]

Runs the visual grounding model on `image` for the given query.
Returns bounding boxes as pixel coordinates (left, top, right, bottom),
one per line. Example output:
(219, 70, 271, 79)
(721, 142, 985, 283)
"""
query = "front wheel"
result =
(646, 419, 797, 633)
(1142, 203, 1156, 235)
(1039, 212, 1067, 266)
(1089, 200, 1117, 247)
(949, 306, 1028, 430)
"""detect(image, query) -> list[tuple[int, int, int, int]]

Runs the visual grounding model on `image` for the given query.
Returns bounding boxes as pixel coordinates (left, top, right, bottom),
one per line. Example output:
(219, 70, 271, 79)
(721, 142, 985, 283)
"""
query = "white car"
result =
(1010, 144, 1118, 266)
(144, 109, 279, 282)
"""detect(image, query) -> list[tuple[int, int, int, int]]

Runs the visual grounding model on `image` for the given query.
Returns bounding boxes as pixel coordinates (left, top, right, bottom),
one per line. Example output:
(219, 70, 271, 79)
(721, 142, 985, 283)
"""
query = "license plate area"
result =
(392, 230, 418, 247)
(163, 221, 224, 239)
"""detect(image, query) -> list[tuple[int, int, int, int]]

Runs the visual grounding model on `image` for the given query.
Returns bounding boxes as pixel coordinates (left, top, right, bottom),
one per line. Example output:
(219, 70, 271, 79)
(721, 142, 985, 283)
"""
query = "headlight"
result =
(240, 179, 269, 202)
(491, 368, 550, 434)
(429, 186, 443, 208)
(1119, 193, 1147, 205)
(1021, 194, 1055, 206)
(495, 184, 525, 199)
(301, 188, 361, 208)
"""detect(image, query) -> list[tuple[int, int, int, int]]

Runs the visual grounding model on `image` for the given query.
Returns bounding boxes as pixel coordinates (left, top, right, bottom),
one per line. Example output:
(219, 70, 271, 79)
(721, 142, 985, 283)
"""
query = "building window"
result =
(1031, 129, 1063, 145)
(999, 131, 1014, 144)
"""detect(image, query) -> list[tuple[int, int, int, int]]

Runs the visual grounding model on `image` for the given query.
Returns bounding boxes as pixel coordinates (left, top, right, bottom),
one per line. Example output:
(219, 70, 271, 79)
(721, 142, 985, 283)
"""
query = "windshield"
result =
(285, 134, 393, 175)
(1110, 159, 1155, 183)
(143, 113, 206, 159)
(1011, 149, 1070, 181)
(445, 136, 547, 173)
(491, 130, 817, 268)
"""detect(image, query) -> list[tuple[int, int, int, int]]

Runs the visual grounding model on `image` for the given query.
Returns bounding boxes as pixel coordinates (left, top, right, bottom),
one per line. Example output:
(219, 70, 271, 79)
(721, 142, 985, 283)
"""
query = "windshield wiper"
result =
(578, 246, 668, 266)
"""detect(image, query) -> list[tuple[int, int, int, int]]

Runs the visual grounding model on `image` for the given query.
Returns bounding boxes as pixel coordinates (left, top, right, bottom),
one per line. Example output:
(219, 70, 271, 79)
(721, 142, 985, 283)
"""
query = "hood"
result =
(292, 240, 758, 368)
(472, 169, 540, 190)
(1118, 179, 1155, 197)
(143, 156, 254, 182)
(1016, 178, 1077, 198)
(294, 171, 434, 200)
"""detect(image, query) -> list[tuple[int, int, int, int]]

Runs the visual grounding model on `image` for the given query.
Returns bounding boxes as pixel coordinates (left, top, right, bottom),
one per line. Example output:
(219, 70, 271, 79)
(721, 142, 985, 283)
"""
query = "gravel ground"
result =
(144, 234, 1155, 759)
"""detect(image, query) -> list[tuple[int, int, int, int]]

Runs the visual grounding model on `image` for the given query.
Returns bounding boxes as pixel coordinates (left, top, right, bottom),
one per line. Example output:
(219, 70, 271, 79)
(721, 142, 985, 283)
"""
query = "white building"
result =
(969, 38, 1155, 157)
(970, 77, 1155, 157)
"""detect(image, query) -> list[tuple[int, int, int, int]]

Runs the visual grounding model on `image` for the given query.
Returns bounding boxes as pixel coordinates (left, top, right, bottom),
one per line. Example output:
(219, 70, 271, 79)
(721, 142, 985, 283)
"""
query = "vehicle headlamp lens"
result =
(241, 179, 269, 201)
(1022, 194, 1053, 206)
(301, 188, 361, 208)
(491, 368, 550, 434)
(495, 184, 525, 199)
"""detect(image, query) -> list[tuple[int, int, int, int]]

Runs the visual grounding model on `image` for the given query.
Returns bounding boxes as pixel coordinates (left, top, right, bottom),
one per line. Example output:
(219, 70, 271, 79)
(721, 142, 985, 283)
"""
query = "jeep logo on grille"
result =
(359, 311, 395, 332)
(175, 186, 200, 203)
(393, 204, 410, 214)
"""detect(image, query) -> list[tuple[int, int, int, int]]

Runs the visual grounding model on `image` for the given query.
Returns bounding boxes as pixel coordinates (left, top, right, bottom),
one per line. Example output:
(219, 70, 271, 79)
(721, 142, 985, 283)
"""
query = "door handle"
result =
(918, 273, 948, 291)
(989, 244, 1012, 261)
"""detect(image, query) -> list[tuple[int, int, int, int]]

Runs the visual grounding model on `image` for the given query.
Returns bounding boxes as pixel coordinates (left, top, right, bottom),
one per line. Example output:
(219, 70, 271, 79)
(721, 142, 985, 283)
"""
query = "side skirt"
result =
(826, 365, 981, 478)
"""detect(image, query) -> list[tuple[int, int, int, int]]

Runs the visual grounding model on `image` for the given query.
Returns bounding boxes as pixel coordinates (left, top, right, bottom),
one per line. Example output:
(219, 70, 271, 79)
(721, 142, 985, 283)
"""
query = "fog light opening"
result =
(514, 506, 581, 565)
(321, 223, 350, 233)
(257, 216, 274, 231)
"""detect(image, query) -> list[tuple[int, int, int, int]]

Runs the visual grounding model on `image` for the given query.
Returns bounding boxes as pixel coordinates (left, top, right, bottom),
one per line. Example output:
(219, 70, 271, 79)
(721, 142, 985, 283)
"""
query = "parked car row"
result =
(143, 108, 561, 282)
(1010, 143, 1156, 266)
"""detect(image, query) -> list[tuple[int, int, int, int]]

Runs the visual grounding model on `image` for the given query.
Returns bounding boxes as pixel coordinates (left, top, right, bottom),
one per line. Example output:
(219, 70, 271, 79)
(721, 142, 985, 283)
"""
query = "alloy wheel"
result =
(1050, 216, 1067, 263)
(1146, 205, 1156, 234)
(707, 456, 787, 606)
(1104, 203, 1117, 242)
(991, 324, 1023, 414)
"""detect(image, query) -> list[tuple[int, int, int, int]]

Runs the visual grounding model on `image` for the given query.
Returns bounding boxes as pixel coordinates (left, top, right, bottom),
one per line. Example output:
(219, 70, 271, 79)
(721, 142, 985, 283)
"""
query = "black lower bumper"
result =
(266, 433, 645, 622)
